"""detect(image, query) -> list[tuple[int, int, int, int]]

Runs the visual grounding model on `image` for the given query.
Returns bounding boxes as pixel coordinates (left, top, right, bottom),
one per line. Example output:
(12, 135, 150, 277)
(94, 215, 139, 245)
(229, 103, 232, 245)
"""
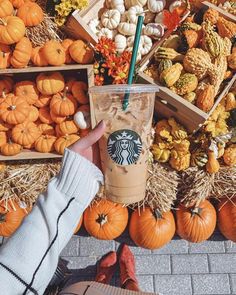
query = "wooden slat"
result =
(0, 150, 62, 161)
(203, 1, 236, 22)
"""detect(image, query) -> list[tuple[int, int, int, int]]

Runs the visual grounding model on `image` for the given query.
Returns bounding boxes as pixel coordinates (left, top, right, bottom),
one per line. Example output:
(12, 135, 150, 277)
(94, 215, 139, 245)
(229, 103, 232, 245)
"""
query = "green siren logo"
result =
(107, 129, 142, 165)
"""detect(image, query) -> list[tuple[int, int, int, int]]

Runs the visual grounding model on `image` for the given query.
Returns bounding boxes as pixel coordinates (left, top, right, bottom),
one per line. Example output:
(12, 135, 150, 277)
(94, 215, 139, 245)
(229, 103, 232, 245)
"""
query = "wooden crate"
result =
(138, 1, 236, 133)
(0, 64, 94, 161)
(204, 1, 236, 22)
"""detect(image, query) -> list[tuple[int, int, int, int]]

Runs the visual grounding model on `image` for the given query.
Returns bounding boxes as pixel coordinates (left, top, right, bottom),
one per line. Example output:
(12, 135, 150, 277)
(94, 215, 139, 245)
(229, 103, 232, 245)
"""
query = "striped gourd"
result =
(191, 150, 208, 167)
(158, 59, 172, 74)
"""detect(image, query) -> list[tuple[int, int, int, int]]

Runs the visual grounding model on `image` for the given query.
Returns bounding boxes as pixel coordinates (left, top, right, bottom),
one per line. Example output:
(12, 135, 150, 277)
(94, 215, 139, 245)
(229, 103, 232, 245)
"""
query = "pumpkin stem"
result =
(9, 105, 16, 110)
(153, 208, 162, 219)
(62, 86, 69, 99)
(0, 213, 6, 223)
(0, 18, 7, 26)
(191, 207, 203, 217)
(96, 214, 108, 226)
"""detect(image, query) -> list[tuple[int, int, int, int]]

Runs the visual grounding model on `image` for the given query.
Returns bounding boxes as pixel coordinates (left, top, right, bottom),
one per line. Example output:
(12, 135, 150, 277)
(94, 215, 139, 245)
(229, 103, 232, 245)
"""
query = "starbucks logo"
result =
(107, 129, 142, 166)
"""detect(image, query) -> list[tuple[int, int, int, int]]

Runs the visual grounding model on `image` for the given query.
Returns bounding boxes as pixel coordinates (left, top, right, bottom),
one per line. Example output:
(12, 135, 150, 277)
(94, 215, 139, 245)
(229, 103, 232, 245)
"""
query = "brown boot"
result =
(95, 251, 117, 284)
(119, 244, 139, 291)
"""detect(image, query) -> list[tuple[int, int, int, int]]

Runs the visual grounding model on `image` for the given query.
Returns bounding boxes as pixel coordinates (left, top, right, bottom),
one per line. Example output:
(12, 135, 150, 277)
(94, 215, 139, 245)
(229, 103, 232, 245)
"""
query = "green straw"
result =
(123, 15, 144, 111)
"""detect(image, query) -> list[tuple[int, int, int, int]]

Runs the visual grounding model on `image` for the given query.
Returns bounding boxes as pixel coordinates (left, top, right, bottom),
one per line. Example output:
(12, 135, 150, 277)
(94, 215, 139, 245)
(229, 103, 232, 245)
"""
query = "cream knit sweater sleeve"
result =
(0, 149, 104, 295)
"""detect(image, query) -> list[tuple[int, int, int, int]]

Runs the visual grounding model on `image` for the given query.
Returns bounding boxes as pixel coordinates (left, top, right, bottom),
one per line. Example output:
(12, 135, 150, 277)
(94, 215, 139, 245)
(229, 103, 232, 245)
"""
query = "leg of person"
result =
(95, 251, 117, 284)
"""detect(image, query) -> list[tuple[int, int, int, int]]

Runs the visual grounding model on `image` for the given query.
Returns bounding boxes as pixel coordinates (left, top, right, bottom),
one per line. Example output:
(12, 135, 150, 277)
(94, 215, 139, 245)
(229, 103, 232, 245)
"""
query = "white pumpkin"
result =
(115, 4, 125, 13)
(169, 0, 183, 13)
(110, 0, 125, 13)
(148, 0, 166, 13)
(124, 0, 147, 9)
(127, 46, 142, 61)
(74, 111, 91, 130)
(97, 28, 117, 39)
(144, 23, 165, 39)
(118, 22, 137, 35)
(101, 9, 121, 29)
(139, 35, 152, 55)
(121, 11, 128, 22)
(88, 19, 100, 34)
(144, 9, 155, 24)
(114, 34, 127, 52)
(127, 5, 144, 24)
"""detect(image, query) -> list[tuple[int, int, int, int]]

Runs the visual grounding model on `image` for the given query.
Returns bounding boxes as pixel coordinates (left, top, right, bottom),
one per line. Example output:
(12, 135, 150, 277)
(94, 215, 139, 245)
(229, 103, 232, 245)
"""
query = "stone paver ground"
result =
(1, 228, 236, 295)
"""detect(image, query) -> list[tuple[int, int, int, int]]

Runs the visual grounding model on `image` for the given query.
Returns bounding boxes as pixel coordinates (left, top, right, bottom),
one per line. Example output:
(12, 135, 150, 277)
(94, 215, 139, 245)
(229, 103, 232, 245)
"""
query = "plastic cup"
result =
(89, 84, 159, 204)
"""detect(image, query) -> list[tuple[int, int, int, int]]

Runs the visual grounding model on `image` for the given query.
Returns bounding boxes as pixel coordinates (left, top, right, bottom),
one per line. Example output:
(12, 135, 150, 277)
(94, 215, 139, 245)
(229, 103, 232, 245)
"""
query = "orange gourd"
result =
(71, 81, 88, 104)
(17, 2, 43, 27)
(10, 37, 32, 68)
(31, 46, 48, 67)
(61, 38, 74, 64)
(0, 201, 28, 237)
(15, 80, 39, 105)
(129, 207, 176, 250)
(176, 200, 216, 243)
(34, 94, 51, 108)
(206, 151, 220, 174)
(0, 94, 30, 124)
(0, 130, 6, 147)
(74, 215, 83, 234)
(217, 198, 236, 242)
(0, 140, 21, 155)
(27, 105, 39, 122)
(38, 106, 53, 124)
(54, 134, 79, 154)
(84, 199, 128, 240)
(56, 120, 79, 135)
(196, 84, 215, 112)
(0, 76, 13, 95)
(0, 0, 13, 18)
(50, 88, 77, 116)
(50, 109, 66, 124)
(69, 40, 94, 64)
(10, 0, 24, 8)
(217, 16, 236, 39)
(42, 40, 66, 66)
(0, 16, 25, 45)
(11, 121, 41, 146)
(38, 123, 55, 136)
(34, 134, 56, 153)
(36, 72, 65, 95)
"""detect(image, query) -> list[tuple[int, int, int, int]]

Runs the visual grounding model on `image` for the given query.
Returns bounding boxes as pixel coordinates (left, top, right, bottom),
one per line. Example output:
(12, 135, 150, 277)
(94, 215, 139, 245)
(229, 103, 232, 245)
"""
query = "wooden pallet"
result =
(138, 1, 236, 133)
(0, 64, 94, 161)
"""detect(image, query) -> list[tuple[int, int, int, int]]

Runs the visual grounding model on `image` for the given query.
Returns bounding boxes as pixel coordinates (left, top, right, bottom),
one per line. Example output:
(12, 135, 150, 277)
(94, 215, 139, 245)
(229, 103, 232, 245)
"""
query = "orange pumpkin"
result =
(0, 200, 28, 237)
(0, 16, 25, 45)
(61, 38, 74, 64)
(129, 207, 176, 250)
(0, 76, 13, 95)
(38, 123, 55, 136)
(42, 40, 66, 66)
(50, 109, 66, 124)
(56, 120, 79, 136)
(36, 72, 65, 95)
(11, 121, 41, 146)
(0, 0, 13, 18)
(0, 140, 21, 155)
(65, 77, 76, 92)
(15, 80, 39, 105)
(84, 199, 128, 240)
(0, 43, 10, 69)
(74, 215, 83, 234)
(69, 40, 94, 64)
(0, 94, 30, 124)
(0, 130, 6, 147)
(27, 105, 39, 122)
(10, 37, 32, 68)
(31, 46, 48, 67)
(54, 134, 79, 154)
(38, 106, 53, 124)
(217, 198, 236, 242)
(176, 200, 216, 243)
(24, 141, 34, 149)
(34, 134, 56, 153)
(9, 0, 24, 8)
(34, 94, 51, 108)
(71, 81, 88, 104)
(17, 2, 43, 27)
(50, 89, 77, 116)
(0, 119, 11, 131)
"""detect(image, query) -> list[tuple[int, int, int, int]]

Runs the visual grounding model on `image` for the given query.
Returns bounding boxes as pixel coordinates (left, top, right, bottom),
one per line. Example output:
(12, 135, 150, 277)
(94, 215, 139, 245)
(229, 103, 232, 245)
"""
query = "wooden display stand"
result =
(0, 64, 94, 161)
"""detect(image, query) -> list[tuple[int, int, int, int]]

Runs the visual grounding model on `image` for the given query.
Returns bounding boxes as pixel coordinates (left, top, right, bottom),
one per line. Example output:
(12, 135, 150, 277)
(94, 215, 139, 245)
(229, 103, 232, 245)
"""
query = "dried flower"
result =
(95, 37, 116, 57)
(95, 75, 104, 86)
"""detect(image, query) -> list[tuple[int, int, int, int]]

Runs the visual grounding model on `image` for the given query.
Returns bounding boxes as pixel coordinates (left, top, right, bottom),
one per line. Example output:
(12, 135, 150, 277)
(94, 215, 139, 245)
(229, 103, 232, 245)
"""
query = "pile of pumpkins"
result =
(1, 197, 236, 250)
(0, 74, 90, 156)
(88, 0, 187, 59)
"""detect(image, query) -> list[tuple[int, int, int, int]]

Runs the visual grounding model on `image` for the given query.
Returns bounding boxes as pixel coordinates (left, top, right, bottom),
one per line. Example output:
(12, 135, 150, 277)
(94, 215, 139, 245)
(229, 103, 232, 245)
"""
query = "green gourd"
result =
(170, 73, 198, 95)
(159, 63, 183, 87)
(158, 59, 172, 74)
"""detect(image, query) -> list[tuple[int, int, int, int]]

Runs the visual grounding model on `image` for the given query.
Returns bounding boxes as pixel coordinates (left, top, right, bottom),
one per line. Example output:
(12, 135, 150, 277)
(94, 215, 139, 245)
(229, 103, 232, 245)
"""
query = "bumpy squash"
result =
(183, 92, 196, 103)
(203, 8, 219, 25)
(159, 63, 183, 87)
(217, 16, 236, 39)
(169, 150, 190, 171)
(158, 59, 172, 74)
(179, 22, 201, 32)
(170, 73, 198, 96)
(223, 144, 236, 166)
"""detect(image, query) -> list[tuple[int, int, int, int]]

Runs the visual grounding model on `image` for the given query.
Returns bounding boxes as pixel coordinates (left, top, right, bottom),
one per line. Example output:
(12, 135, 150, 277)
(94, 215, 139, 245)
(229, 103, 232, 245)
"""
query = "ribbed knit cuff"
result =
(54, 149, 104, 206)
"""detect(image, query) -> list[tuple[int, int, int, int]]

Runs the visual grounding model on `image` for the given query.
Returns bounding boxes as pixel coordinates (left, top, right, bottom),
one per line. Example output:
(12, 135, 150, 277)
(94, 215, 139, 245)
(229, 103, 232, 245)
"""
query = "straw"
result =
(123, 15, 144, 111)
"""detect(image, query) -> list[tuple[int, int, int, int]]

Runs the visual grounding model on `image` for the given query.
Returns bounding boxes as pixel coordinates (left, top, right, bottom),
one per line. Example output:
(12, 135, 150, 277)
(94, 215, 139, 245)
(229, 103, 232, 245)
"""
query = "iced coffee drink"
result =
(89, 84, 158, 204)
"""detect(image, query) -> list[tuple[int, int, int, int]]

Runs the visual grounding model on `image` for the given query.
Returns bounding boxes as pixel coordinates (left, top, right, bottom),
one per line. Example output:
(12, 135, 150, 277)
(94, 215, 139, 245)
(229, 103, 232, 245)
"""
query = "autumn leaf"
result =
(163, 10, 181, 31)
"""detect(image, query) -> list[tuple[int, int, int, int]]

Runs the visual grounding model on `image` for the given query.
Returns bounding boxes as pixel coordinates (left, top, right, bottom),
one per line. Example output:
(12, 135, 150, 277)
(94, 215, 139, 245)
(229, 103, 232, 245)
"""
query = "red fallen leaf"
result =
(163, 10, 181, 31)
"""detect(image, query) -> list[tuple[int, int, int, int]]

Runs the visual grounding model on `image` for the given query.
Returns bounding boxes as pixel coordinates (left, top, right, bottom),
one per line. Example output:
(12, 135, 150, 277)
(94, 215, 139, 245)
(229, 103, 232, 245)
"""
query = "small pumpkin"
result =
(17, 2, 44, 27)
(38, 106, 53, 124)
(0, 130, 6, 147)
(50, 109, 66, 124)
(0, 94, 30, 124)
(65, 77, 76, 93)
(0, 16, 25, 45)
(34, 134, 56, 153)
(42, 40, 66, 66)
(147, 0, 166, 13)
(0, 43, 10, 69)
(74, 104, 90, 130)
(223, 144, 236, 166)
(71, 81, 88, 105)
(11, 121, 41, 146)
(74, 215, 83, 234)
(176, 200, 217, 243)
(31, 46, 48, 67)
(101, 9, 121, 29)
(9, 0, 24, 8)
(0, 76, 13, 96)
(118, 22, 136, 36)
(50, 88, 77, 117)
(36, 72, 65, 95)
(1, 140, 21, 155)
(54, 134, 79, 154)
(61, 38, 74, 64)
(0, 0, 13, 18)
(0, 200, 28, 237)
(69, 40, 94, 64)
(206, 150, 220, 174)
(84, 199, 128, 240)
(114, 34, 127, 53)
(56, 120, 79, 136)
(196, 84, 215, 112)
(10, 37, 32, 68)
(34, 94, 51, 108)
(38, 123, 55, 136)
(15, 80, 39, 105)
(129, 207, 175, 249)
(217, 198, 236, 242)
(0, 119, 11, 131)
